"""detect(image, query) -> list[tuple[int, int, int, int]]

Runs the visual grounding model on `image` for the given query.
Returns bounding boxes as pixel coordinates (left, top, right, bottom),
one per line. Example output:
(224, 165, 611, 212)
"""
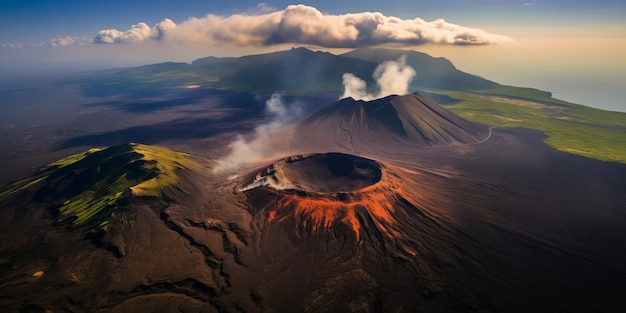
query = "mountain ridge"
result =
(0, 143, 208, 230)
(68, 47, 509, 96)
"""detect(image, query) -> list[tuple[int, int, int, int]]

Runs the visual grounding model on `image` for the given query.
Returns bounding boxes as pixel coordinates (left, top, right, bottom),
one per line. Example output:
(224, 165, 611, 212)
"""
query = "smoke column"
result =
(213, 94, 303, 174)
(341, 56, 416, 100)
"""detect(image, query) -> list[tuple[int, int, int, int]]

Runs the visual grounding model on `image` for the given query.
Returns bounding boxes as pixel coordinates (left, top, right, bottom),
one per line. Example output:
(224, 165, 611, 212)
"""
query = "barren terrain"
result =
(1, 91, 625, 312)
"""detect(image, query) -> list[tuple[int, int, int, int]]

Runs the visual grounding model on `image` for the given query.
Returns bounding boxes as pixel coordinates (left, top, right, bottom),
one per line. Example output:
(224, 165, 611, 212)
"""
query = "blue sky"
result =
(2, 1, 624, 43)
(1, 1, 625, 111)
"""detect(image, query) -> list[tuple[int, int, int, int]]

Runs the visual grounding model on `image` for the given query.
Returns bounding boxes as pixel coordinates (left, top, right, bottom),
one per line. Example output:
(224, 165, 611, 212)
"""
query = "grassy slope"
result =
(432, 86, 626, 163)
(0, 144, 205, 229)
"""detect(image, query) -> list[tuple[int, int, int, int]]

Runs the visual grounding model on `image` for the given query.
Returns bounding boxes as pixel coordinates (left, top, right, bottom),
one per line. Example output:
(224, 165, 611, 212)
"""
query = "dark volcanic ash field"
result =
(1, 85, 626, 312)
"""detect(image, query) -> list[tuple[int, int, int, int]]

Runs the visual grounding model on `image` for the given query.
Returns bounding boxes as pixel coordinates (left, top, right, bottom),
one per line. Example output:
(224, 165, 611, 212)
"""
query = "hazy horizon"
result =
(1, 1, 625, 112)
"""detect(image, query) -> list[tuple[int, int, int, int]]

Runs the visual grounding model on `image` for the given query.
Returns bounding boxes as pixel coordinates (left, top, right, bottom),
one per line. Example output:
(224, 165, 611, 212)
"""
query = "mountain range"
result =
(68, 47, 506, 96)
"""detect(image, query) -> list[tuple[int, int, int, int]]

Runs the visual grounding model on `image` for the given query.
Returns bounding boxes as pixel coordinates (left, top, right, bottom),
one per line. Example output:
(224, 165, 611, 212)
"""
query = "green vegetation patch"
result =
(129, 144, 201, 197)
(47, 148, 103, 168)
(0, 143, 203, 229)
(431, 86, 626, 163)
(0, 176, 48, 199)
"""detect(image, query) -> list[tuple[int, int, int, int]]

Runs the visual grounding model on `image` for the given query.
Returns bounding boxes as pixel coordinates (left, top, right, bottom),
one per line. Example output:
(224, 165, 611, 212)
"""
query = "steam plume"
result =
(341, 56, 416, 100)
(213, 94, 302, 174)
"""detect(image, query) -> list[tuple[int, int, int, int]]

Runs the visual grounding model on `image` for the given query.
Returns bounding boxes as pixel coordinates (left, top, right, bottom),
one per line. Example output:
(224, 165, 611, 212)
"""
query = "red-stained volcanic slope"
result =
(243, 153, 405, 241)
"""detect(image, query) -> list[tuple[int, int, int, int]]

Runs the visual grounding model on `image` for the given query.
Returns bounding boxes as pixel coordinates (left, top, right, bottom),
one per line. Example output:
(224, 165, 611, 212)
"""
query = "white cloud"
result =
(50, 36, 91, 47)
(2, 42, 26, 48)
(93, 19, 176, 44)
(241, 2, 277, 15)
(341, 56, 416, 100)
(2, 5, 513, 50)
(2, 36, 91, 48)
(90, 4, 513, 47)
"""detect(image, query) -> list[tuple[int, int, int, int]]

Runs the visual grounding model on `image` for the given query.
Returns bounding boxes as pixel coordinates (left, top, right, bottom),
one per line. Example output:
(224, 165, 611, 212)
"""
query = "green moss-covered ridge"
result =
(0, 143, 204, 229)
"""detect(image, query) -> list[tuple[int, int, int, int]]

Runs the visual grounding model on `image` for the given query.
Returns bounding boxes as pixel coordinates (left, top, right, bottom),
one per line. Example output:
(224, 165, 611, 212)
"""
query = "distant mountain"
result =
(190, 47, 378, 93)
(342, 47, 498, 90)
(191, 55, 235, 66)
(126, 62, 189, 74)
(67, 47, 502, 96)
(67, 47, 380, 96)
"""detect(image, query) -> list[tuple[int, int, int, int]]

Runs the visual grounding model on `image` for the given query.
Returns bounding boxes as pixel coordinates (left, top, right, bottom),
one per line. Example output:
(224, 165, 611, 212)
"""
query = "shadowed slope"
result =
(390, 92, 487, 144)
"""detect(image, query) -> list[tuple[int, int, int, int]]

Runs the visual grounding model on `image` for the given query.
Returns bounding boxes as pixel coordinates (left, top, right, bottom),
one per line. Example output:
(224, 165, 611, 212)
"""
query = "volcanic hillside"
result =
(1, 92, 626, 313)
(289, 92, 488, 153)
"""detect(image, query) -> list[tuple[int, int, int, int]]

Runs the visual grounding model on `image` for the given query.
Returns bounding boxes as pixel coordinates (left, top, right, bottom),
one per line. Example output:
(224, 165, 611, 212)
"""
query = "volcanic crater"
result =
(243, 152, 382, 195)
(242, 153, 406, 240)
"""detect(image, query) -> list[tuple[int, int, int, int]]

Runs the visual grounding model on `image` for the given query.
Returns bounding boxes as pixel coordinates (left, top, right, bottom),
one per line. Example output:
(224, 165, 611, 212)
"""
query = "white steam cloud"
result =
(341, 56, 416, 100)
(213, 94, 303, 174)
(2, 36, 91, 48)
(89, 5, 512, 47)
(94, 19, 176, 44)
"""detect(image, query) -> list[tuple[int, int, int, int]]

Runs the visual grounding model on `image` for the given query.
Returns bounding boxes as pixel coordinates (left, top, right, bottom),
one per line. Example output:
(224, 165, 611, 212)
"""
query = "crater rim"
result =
(242, 152, 383, 194)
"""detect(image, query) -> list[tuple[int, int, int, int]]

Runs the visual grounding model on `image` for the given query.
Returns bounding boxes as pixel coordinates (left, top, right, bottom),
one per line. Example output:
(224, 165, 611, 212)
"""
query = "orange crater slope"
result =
(241, 153, 416, 241)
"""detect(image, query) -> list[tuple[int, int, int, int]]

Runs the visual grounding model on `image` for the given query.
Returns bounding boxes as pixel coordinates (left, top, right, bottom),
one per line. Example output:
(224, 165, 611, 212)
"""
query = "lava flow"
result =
(242, 153, 412, 241)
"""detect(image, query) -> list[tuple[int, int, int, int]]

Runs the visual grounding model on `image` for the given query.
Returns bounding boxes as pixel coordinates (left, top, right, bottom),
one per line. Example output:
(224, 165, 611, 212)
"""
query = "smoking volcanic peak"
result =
(291, 93, 489, 154)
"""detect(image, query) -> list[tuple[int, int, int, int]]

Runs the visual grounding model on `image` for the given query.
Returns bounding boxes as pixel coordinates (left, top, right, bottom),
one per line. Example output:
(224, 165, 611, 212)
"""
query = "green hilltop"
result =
(0, 143, 206, 229)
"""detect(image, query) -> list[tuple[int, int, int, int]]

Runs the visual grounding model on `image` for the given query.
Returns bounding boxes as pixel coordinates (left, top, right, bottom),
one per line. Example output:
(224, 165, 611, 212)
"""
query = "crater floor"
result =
(243, 153, 383, 194)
